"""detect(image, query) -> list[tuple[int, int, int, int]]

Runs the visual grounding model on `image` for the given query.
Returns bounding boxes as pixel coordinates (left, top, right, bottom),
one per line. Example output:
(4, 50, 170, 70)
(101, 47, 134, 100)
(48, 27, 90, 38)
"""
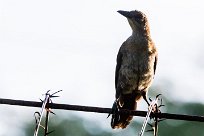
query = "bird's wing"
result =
(115, 47, 123, 91)
(153, 53, 158, 76)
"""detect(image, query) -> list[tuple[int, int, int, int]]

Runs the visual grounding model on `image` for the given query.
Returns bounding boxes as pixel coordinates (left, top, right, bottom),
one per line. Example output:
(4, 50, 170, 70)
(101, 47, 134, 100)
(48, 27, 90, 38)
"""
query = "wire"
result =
(0, 98, 204, 122)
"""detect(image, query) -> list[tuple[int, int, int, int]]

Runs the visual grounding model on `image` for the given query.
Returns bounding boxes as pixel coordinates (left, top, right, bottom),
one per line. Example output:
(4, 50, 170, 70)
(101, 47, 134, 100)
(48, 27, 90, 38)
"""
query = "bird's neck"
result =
(131, 29, 151, 43)
(131, 21, 151, 39)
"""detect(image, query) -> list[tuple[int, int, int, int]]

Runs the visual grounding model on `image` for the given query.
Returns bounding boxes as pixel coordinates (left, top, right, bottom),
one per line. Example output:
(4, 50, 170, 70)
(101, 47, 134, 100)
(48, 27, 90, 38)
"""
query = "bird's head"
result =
(117, 10, 150, 33)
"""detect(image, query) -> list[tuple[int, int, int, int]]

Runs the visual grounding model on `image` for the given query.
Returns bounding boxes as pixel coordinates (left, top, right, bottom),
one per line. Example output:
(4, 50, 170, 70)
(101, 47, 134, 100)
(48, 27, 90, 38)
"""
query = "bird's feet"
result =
(107, 100, 119, 118)
(108, 99, 121, 129)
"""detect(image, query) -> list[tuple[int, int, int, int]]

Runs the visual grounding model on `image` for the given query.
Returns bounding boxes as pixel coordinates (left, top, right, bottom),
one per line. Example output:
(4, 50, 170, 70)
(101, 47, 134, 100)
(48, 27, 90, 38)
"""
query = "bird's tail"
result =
(111, 94, 137, 129)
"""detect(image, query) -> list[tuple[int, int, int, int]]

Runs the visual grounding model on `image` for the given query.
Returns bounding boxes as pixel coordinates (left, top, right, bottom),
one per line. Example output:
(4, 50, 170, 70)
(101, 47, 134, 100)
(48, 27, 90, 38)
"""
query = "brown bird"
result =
(111, 10, 158, 129)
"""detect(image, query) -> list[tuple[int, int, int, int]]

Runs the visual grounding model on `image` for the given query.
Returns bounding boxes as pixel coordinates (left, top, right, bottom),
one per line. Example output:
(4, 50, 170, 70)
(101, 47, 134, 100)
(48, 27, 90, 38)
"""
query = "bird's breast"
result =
(119, 48, 155, 93)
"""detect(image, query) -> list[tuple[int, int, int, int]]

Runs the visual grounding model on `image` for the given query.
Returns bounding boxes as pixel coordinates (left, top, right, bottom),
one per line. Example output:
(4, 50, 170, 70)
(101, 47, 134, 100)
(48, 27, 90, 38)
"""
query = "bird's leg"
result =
(141, 91, 150, 106)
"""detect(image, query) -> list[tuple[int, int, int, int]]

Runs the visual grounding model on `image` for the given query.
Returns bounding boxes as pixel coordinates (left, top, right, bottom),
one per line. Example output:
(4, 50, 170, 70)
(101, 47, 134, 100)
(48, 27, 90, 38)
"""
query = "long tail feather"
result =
(111, 94, 137, 129)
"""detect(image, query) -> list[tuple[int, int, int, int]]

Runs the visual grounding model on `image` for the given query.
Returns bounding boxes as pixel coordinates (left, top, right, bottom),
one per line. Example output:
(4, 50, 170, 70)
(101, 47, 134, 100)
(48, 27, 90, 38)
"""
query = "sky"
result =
(1, 0, 204, 135)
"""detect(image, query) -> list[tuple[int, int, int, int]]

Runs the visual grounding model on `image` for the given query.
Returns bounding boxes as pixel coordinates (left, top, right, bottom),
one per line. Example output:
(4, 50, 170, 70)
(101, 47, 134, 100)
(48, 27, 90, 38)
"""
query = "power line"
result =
(0, 98, 204, 122)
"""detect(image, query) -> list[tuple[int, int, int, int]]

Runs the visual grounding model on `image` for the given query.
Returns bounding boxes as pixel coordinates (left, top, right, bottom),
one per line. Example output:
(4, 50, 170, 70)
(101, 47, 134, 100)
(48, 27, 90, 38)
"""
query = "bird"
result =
(110, 10, 158, 129)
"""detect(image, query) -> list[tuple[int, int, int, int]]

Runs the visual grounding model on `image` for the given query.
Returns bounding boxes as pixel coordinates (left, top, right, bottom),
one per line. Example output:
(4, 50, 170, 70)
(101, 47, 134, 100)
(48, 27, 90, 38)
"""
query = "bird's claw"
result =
(107, 100, 119, 118)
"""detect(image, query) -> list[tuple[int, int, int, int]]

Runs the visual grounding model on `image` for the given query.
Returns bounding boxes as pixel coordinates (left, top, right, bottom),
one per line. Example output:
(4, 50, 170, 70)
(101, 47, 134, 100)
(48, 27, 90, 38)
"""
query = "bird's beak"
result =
(117, 10, 132, 18)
